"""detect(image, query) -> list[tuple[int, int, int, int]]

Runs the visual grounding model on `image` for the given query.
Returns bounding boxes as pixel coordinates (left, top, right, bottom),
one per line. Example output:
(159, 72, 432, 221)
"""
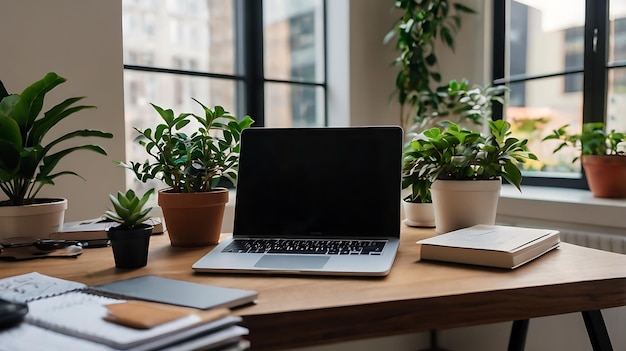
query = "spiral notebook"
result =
(24, 292, 244, 349)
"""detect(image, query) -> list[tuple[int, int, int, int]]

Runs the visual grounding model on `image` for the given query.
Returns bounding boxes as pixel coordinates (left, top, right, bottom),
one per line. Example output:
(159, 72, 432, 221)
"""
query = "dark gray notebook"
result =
(89, 275, 258, 310)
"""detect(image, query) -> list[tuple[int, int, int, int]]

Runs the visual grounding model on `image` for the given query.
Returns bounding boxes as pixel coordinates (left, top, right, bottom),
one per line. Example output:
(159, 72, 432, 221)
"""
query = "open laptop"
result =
(192, 126, 402, 276)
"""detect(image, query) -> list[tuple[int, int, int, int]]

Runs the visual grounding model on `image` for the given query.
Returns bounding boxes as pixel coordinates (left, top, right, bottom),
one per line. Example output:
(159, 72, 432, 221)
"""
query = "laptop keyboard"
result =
(222, 239, 387, 255)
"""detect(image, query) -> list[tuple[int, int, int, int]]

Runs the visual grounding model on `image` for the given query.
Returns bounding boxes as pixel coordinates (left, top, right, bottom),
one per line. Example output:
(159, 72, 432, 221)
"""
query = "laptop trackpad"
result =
(254, 255, 329, 269)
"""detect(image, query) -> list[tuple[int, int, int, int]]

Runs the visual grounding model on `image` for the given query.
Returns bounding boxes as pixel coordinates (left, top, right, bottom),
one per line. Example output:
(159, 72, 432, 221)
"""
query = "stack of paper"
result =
(0, 273, 254, 350)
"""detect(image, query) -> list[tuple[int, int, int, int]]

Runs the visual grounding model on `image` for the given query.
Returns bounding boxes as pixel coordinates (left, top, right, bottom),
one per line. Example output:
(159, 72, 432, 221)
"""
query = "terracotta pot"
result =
(0, 198, 67, 240)
(430, 179, 501, 233)
(582, 155, 626, 198)
(402, 200, 435, 228)
(106, 223, 152, 268)
(158, 188, 228, 247)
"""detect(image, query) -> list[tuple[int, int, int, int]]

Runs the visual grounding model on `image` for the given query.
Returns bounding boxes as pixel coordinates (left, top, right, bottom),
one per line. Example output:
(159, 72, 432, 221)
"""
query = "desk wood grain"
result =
(2, 226, 626, 350)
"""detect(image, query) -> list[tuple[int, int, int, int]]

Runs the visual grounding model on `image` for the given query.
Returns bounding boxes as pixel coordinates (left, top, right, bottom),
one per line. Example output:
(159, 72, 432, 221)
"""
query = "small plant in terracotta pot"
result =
(543, 122, 626, 198)
(104, 188, 154, 268)
(122, 99, 254, 246)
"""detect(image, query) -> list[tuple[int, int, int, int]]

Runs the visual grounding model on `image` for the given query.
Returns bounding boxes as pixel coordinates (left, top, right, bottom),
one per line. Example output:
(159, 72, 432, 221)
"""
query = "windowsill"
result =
(498, 185, 626, 234)
(224, 186, 626, 235)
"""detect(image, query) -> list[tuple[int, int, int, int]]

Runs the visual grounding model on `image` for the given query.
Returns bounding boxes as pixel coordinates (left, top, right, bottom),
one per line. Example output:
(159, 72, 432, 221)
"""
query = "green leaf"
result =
(0, 114, 22, 150)
(11, 72, 66, 131)
(30, 97, 95, 146)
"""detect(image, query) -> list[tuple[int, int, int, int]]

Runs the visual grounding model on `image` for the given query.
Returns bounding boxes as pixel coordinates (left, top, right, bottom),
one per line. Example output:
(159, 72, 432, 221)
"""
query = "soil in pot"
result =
(106, 224, 152, 268)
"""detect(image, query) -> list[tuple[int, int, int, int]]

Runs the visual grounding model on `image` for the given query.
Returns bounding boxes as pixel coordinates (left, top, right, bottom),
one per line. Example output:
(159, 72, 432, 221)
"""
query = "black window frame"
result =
(123, 0, 328, 127)
(491, 0, 617, 190)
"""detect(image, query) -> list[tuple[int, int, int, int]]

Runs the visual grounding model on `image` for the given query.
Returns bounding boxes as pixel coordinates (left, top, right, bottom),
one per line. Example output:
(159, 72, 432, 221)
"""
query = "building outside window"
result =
(493, 0, 626, 189)
(122, 0, 326, 191)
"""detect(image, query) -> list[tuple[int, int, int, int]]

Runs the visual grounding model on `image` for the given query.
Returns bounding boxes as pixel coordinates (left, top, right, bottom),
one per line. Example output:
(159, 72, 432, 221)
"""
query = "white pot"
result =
(430, 179, 501, 233)
(0, 198, 68, 240)
(402, 200, 435, 227)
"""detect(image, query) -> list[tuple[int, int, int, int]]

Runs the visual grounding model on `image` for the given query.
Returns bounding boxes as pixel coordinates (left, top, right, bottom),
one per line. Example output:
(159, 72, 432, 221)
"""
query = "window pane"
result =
(608, 67, 626, 132)
(506, 75, 583, 177)
(609, 1, 626, 64)
(609, 3, 626, 134)
(122, 0, 236, 75)
(263, 0, 325, 83)
(124, 71, 236, 190)
(265, 83, 325, 127)
(507, 0, 585, 78)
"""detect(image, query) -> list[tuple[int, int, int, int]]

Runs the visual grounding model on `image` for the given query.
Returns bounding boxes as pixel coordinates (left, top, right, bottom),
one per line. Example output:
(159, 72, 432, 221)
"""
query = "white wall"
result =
(0, 0, 126, 221)
(345, 0, 400, 127)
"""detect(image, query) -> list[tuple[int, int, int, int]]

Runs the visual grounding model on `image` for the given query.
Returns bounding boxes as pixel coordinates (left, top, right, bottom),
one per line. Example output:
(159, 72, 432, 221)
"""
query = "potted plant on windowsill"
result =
(104, 188, 154, 268)
(543, 122, 626, 198)
(406, 120, 537, 233)
(122, 99, 254, 247)
(0, 72, 113, 240)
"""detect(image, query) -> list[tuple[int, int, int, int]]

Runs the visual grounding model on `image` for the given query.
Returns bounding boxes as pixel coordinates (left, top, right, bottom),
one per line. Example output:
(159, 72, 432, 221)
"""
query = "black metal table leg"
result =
(508, 319, 529, 351)
(582, 310, 613, 351)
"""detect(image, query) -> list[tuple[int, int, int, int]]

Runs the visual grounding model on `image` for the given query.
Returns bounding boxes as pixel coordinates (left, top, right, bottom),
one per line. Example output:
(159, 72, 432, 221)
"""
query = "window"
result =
(493, 0, 626, 189)
(122, 0, 327, 190)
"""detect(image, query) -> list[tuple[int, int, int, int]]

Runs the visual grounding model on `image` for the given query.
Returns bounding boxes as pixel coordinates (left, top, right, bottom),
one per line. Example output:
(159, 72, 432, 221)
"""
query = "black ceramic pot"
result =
(106, 223, 153, 268)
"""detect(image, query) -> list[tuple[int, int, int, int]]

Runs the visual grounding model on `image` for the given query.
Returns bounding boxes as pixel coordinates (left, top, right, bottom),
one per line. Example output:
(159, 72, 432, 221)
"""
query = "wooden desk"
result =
(2, 226, 626, 350)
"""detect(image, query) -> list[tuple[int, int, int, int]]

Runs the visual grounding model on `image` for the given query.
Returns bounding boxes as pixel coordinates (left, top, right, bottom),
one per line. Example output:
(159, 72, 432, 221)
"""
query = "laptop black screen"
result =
(233, 127, 402, 239)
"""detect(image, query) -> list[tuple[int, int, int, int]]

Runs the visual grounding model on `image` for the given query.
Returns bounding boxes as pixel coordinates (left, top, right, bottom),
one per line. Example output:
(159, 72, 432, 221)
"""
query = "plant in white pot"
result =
(543, 122, 626, 198)
(122, 99, 253, 247)
(402, 151, 435, 227)
(401, 81, 509, 227)
(406, 120, 537, 233)
(104, 188, 155, 268)
(0, 72, 113, 240)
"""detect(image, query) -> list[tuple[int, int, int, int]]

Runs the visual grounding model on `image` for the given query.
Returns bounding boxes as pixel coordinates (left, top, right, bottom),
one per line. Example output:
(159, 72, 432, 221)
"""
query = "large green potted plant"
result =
(543, 122, 626, 198)
(104, 188, 155, 268)
(405, 120, 537, 233)
(385, 0, 475, 131)
(0, 72, 113, 239)
(123, 98, 254, 246)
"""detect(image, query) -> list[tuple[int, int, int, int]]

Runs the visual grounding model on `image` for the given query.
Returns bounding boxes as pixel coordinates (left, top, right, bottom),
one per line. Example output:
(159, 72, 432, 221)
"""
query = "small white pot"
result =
(0, 198, 68, 240)
(402, 200, 435, 227)
(431, 179, 501, 233)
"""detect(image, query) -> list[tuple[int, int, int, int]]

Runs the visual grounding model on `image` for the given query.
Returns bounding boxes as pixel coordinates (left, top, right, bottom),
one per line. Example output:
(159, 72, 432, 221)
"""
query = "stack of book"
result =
(51, 217, 166, 241)
(0, 273, 257, 351)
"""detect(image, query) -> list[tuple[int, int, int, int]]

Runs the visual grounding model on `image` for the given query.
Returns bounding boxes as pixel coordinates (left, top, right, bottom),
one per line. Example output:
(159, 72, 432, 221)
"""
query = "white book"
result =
(417, 224, 561, 269)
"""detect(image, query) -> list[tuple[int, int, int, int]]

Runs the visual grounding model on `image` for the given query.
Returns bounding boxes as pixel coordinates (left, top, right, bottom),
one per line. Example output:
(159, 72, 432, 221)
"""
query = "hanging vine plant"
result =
(384, 0, 475, 131)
